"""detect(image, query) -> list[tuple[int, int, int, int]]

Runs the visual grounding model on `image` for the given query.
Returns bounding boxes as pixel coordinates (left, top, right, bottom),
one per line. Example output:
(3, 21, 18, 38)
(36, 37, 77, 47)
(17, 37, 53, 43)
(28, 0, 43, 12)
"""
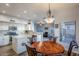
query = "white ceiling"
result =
(0, 3, 79, 21)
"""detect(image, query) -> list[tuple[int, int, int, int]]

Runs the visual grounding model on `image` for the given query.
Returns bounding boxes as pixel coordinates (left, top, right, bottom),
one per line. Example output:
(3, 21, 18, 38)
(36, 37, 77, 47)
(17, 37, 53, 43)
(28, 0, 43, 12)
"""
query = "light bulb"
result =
(45, 17, 55, 23)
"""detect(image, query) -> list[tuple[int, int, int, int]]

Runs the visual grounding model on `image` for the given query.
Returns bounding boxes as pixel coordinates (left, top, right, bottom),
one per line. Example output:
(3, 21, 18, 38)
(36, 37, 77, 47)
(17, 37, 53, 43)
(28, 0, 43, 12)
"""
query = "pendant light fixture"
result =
(44, 3, 55, 24)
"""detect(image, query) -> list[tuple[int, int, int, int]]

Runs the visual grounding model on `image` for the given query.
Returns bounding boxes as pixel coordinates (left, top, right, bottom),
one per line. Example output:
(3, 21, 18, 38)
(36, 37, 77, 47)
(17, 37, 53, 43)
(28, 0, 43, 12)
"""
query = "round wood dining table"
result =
(32, 40, 64, 56)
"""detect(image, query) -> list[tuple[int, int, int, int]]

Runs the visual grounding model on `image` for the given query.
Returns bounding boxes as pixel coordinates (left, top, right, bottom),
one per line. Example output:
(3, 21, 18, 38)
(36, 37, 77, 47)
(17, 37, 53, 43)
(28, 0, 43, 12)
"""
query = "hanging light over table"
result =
(44, 3, 55, 24)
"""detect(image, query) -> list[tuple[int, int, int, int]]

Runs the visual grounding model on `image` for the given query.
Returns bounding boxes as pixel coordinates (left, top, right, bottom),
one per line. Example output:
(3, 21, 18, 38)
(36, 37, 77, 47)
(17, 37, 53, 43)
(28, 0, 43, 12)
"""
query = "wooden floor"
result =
(0, 45, 79, 56)
(0, 45, 27, 56)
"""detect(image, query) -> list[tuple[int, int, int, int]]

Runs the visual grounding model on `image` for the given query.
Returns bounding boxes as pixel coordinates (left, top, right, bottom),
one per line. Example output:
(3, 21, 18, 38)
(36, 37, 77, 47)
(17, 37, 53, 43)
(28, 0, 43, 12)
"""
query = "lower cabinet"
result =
(0, 36, 10, 46)
(12, 36, 27, 54)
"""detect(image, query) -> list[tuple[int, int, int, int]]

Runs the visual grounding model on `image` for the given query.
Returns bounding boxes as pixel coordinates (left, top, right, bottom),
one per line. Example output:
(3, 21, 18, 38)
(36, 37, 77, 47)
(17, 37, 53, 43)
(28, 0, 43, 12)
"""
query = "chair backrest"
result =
(25, 44, 37, 56)
(67, 40, 78, 56)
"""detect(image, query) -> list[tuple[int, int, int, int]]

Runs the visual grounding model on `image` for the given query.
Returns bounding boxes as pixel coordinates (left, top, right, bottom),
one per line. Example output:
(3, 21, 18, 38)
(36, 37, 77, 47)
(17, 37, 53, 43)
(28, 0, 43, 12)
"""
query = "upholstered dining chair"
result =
(22, 43, 37, 56)
(67, 40, 78, 56)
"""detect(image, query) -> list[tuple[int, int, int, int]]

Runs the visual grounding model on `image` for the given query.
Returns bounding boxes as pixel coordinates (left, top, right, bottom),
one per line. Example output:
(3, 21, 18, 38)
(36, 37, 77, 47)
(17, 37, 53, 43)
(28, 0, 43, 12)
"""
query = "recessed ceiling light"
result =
(5, 3, 10, 7)
(24, 10, 27, 13)
(2, 10, 6, 13)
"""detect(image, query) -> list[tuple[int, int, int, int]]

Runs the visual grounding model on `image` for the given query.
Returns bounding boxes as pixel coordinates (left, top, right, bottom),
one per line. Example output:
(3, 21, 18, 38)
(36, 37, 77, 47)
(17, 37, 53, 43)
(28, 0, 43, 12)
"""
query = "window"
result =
(60, 21, 76, 43)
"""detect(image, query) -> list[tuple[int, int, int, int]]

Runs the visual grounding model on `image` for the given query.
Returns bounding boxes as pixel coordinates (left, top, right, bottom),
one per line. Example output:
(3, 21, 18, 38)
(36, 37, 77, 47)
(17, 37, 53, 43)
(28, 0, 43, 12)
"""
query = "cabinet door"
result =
(3, 36, 9, 45)
(0, 37, 4, 46)
(17, 38, 26, 54)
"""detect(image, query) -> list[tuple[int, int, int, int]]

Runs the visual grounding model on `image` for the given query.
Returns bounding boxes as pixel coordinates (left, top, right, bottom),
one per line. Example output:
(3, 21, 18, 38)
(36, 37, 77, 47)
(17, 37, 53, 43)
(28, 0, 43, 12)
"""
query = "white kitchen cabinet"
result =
(12, 35, 27, 54)
(0, 37, 4, 46)
(0, 36, 10, 46)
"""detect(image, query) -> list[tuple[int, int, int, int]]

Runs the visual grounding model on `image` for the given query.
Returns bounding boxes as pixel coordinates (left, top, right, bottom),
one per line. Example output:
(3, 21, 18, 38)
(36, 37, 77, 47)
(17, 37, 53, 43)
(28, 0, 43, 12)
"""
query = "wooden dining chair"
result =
(67, 40, 78, 56)
(22, 43, 37, 56)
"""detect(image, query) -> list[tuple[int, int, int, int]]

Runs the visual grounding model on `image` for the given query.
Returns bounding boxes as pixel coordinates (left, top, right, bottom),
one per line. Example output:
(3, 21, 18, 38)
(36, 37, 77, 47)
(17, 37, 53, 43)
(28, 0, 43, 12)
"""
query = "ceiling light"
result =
(24, 10, 27, 13)
(10, 19, 15, 23)
(44, 16, 55, 24)
(44, 4, 55, 24)
(5, 3, 10, 7)
(2, 10, 6, 13)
